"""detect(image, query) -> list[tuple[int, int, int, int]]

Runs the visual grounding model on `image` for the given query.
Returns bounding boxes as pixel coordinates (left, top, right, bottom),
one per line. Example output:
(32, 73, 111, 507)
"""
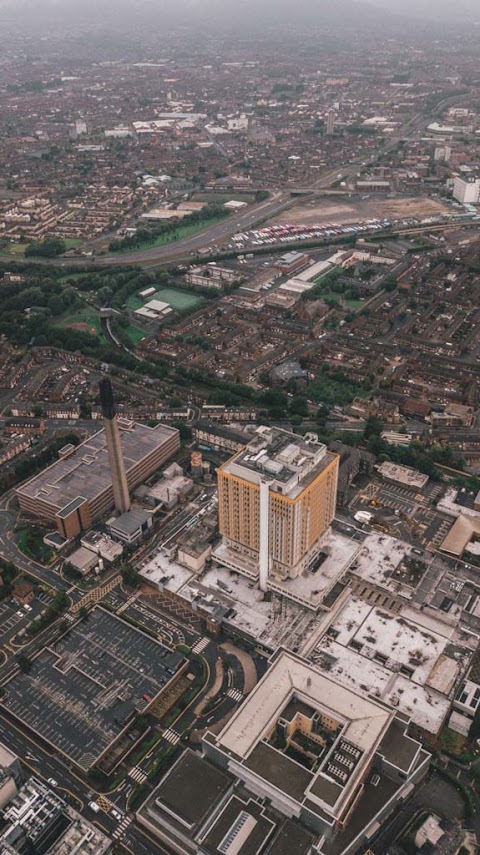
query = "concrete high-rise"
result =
(453, 174, 480, 205)
(326, 109, 336, 136)
(215, 427, 339, 590)
(99, 378, 131, 515)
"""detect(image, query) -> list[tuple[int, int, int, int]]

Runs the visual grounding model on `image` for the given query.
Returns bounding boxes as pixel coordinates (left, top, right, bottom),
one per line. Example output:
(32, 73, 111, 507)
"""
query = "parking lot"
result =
(375, 484, 418, 514)
(412, 506, 454, 547)
(0, 591, 52, 645)
(103, 590, 201, 646)
(1, 607, 185, 769)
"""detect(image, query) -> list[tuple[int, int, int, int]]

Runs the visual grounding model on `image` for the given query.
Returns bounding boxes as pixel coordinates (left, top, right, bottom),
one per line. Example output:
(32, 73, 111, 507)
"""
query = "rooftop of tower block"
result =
(221, 426, 338, 498)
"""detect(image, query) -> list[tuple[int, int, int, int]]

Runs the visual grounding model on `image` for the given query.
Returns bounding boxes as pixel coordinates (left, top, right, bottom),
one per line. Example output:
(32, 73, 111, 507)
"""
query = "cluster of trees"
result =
(364, 416, 465, 479)
(121, 564, 140, 587)
(25, 238, 66, 258)
(0, 560, 19, 602)
(27, 589, 69, 636)
(108, 203, 229, 252)
(307, 365, 371, 407)
(0, 263, 173, 378)
(173, 362, 368, 419)
(0, 273, 81, 345)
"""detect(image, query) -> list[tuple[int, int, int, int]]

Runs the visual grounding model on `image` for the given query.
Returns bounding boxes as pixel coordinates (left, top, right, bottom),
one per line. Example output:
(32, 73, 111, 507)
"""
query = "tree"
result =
(259, 388, 288, 412)
(121, 565, 139, 588)
(173, 422, 192, 441)
(169, 396, 183, 408)
(25, 237, 66, 258)
(17, 654, 32, 673)
(384, 277, 397, 292)
(258, 370, 271, 387)
(364, 415, 382, 440)
(290, 396, 309, 418)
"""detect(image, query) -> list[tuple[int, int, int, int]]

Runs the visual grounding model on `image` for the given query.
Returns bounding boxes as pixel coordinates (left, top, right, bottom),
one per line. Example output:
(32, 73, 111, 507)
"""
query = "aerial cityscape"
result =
(0, 0, 480, 853)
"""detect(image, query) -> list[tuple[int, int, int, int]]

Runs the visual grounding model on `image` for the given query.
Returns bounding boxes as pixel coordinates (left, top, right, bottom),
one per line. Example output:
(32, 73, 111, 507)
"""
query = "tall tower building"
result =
(215, 427, 339, 590)
(326, 109, 336, 136)
(99, 378, 131, 515)
(453, 173, 480, 205)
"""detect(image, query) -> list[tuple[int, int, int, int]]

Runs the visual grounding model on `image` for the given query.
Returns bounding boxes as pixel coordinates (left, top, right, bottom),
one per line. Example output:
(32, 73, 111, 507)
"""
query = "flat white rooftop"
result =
(377, 462, 428, 490)
(140, 547, 322, 651)
(214, 529, 358, 609)
(217, 650, 393, 761)
(349, 532, 412, 588)
(323, 594, 459, 688)
(139, 549, 195, 593)
(310, 636, 450, 736)
(184, 563, 321, 651)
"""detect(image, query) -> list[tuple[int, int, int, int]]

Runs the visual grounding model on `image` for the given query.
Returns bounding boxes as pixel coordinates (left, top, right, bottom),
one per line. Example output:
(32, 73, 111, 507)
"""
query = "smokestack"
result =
(99, 378, 130, 515)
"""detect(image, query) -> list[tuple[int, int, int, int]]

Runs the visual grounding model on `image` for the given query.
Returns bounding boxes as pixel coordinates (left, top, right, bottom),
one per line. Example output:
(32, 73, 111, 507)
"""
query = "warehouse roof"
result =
(17, 422, 178, 512)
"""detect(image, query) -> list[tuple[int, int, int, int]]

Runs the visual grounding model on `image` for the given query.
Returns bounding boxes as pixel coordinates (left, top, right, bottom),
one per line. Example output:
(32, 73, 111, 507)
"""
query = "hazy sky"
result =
(0, 0, 478, 26)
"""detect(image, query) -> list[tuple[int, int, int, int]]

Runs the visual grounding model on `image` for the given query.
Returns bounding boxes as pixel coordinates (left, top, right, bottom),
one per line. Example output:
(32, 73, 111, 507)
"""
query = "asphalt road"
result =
(0, 490, 71, 591)
(0, 91, 471, 272)
(0, 191, 291, 269)
(0, 709, 173, 855)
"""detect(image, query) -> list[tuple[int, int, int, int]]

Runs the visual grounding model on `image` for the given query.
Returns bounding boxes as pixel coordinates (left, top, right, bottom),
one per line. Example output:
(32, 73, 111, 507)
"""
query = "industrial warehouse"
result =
(15, 381, 179, 537)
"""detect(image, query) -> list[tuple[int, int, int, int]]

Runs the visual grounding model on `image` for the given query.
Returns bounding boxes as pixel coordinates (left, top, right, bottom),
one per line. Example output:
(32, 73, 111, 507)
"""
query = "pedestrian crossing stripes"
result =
(163, 728, 181, 745)
(226, 688, 243, 702)
(129, 765, 147, 784)
(113, 816, 132, 840)
(117, 592, 140, 614)
(72, 574, 121, 612)
(192, 636, 210, 654)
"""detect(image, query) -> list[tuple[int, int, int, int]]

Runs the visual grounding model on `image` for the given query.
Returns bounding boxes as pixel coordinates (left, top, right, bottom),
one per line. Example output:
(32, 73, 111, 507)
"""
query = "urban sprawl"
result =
(0, 4, 480, 855)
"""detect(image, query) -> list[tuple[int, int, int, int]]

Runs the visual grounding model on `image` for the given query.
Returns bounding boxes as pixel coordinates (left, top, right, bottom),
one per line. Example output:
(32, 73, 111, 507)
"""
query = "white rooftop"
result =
(310, 636, 451, 736)
(139, 549, 195, 594)
(325, 594, 458, 688)
(349, 531, 412, 588)
(218, 650, 393, 761)
(184, 562, 321, 650)
(214, 529, 358, 609)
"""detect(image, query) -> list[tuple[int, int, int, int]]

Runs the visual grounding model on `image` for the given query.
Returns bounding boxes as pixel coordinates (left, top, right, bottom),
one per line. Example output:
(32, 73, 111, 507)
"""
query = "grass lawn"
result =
(55, 307, 102, 336)
(345, 298, 365, 309)
(153, 288, 203, 311)
(317, 291, 340, 303)
(1, 243, 28, 256)
(437, 727, 468, 757)
(126, 293, 148, 311)
(17, 527, 54, 565)
(110, 215, 228, 254)
(125, 325, 147, 345)
(63, 238, 82, 249)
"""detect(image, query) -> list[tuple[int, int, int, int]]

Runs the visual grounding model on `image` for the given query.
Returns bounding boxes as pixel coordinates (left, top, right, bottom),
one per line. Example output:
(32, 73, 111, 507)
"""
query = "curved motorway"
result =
(0, 164, 361, 270)
(0, 93, 472, 271)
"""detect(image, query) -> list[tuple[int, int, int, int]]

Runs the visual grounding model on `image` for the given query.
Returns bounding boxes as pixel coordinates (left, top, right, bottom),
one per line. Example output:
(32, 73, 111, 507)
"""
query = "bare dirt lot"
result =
(65, 321, 96, 334)
(269, 195, 450, 226)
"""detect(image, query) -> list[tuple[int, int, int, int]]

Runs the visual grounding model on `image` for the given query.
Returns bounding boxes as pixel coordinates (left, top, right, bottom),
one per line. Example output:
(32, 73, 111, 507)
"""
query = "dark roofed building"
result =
(329, 441, 375, 506)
